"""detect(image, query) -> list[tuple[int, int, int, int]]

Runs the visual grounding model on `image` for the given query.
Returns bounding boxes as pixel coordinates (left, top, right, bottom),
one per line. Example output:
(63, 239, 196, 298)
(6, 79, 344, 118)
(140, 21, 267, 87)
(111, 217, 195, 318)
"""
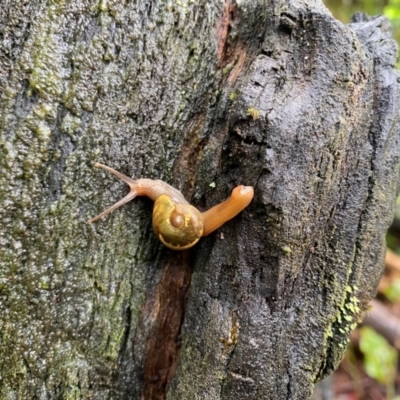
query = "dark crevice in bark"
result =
(174, 110, 210, 198)
(45, 105, 76, 203)
(217, 0, 237, 69)
(142, 252, 192, 400)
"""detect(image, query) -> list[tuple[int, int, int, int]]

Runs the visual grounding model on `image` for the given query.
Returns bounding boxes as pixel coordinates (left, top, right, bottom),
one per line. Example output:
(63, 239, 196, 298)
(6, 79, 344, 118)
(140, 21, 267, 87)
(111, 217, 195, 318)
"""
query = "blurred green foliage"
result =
(384, 0, 400, 19)
(359, 326, 398, 398)
(359, 326, 397, 385)
(323, 0, 386, 21)
(383, 278, 400, 302)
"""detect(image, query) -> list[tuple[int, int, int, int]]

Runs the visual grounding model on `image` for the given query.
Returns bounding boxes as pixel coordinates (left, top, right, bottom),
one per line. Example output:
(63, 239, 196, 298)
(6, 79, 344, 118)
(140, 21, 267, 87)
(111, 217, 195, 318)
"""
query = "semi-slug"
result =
(87, 163, 254, 250)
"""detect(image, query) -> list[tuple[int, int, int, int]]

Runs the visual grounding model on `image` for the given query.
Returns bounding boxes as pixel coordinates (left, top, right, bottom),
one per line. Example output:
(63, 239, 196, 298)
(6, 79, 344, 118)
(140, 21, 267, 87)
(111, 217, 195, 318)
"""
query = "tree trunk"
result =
(0, 0, 399, 398)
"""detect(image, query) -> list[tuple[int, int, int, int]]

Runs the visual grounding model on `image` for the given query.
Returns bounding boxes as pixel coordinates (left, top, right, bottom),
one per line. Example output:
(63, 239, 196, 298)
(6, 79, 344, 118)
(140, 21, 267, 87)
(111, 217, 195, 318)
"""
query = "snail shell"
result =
(152, 195, 204, 250)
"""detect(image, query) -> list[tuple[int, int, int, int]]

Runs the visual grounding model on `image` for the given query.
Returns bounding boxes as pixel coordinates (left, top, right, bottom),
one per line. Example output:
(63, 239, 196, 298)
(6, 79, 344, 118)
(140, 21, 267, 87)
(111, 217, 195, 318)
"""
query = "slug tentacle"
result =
(94, 162, 137, 187)
(87, 163, 254, 250)
(87, 190, 138, 224)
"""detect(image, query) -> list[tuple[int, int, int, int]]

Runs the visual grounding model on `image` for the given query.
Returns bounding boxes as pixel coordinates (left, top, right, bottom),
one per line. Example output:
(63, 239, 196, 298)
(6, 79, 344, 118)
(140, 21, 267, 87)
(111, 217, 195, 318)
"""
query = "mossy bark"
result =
(0, 0, 399, 399)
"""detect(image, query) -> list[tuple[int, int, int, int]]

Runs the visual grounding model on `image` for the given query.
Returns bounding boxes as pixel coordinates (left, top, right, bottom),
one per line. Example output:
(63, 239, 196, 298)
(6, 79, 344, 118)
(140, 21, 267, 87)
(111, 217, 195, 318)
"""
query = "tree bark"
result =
(0, 0, 399, 399)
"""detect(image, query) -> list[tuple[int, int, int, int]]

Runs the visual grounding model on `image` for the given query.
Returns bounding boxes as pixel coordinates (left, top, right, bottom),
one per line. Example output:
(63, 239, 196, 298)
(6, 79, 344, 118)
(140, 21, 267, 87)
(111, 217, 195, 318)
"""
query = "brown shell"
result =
(152, 194, 204, 250)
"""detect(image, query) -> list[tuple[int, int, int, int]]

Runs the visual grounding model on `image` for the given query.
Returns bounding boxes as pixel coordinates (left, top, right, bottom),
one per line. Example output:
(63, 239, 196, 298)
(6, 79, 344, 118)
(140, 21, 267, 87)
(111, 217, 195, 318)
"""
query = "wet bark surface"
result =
(0, 0, 399, 399)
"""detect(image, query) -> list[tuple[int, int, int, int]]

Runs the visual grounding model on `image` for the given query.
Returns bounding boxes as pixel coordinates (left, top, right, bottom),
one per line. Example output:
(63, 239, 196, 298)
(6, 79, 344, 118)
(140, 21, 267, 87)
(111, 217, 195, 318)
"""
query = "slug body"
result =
(87, 163, 254, 250)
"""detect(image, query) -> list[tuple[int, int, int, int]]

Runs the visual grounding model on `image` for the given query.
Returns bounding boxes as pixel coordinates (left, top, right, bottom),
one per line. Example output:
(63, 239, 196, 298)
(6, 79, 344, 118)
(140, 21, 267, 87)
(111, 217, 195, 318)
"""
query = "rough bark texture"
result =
(0, 0, 399, 399)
